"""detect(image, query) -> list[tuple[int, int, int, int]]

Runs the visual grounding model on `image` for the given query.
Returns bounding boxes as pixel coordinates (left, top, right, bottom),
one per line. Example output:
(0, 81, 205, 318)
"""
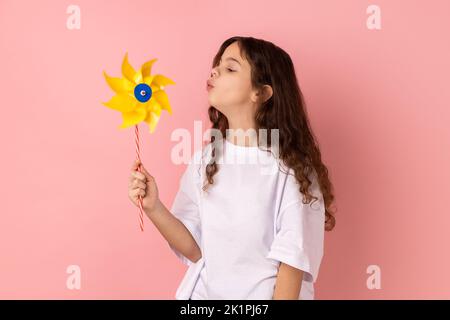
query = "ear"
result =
(251, 84, 273, 104)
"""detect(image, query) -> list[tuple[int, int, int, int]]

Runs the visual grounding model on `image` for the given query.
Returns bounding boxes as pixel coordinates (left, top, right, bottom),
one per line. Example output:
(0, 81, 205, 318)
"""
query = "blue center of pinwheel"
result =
(134, 83, 152, 103)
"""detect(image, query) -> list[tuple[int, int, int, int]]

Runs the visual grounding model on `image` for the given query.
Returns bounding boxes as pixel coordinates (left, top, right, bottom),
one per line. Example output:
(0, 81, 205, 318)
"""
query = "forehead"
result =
(221, 42, 246, 66)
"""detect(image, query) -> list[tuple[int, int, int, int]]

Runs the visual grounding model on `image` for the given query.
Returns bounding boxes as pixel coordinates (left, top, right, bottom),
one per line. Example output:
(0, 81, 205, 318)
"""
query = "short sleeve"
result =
(168, 150, 203, 266)
(266, 170, 325, 282)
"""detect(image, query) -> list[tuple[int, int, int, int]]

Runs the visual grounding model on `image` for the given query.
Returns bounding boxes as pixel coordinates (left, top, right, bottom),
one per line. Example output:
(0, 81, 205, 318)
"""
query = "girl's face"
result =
(207, 42, 257, 120)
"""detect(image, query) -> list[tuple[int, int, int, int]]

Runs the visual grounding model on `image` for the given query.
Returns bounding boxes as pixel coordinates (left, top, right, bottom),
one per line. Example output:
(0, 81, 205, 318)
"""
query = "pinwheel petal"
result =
(151, 74, 175, 90)
(152, 90, 172, 115)
(143, 75, 156, 87)
(119, 106, 147, 129)
(141, 59, 157, 78)
(144, 76, 161, 95)
(122, 52, 140, 84)
(134, 71, 143, 84)
(103, 71, 134, 94)
(102, 94, 137, 113)
(148, 98, 162, 117)
(144, 110, 160, 133)
(150, 83, 160, 94)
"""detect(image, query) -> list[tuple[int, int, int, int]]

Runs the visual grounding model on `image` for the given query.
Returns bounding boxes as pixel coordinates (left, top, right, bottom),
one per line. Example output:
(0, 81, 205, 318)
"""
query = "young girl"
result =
(128, 36, 336, 300)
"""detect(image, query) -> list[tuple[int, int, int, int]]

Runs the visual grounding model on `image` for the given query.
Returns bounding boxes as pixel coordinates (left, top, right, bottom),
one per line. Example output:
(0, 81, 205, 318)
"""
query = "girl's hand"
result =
(128, 160, 160, 214)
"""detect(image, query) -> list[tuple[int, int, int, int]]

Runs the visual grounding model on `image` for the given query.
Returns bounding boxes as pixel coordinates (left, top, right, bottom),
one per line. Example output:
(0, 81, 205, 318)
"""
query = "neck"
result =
(226, 117, 258, 147)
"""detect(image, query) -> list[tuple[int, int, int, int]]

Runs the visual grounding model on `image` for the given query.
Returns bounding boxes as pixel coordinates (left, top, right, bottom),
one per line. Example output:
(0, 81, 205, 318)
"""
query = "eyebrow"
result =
(220, 57, 241, 65)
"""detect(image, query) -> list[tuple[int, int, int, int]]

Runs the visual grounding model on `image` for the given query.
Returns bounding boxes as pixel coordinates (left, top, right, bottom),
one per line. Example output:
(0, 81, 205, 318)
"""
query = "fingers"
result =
(133, 167, 154, 182)
(131, 170, 146, 182)
(129, 160, 150, 203)
(129, 160, 155, 198)
(132, 179, 146, 190)
(130, 160, 153, 180)
(132, 188, 145, 198)
(128, 175, 147, 190)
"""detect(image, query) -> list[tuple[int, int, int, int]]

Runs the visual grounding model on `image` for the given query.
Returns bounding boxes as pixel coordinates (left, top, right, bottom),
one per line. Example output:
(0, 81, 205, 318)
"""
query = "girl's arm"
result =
(272, 262, 304, 300)
(128, 160, 202, 264)
(146, 200, 202, 264)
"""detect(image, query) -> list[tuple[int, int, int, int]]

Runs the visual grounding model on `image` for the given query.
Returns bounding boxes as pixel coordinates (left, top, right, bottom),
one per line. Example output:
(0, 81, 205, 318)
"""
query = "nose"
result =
(210, 67, 218, 78)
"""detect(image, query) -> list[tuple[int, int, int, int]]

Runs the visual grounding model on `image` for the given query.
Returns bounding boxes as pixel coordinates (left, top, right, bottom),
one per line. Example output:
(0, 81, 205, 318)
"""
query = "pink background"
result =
(1, 0, 449, 299)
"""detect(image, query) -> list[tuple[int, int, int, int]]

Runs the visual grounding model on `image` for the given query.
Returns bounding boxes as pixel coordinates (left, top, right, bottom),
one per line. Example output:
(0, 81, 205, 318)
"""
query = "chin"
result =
(207, 96, 228, 115)
(207, 96, 219, 109)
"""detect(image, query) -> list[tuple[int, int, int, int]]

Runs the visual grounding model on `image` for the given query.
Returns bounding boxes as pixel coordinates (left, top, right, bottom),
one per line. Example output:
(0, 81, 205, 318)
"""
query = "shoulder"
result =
(279, 164, 323, 212)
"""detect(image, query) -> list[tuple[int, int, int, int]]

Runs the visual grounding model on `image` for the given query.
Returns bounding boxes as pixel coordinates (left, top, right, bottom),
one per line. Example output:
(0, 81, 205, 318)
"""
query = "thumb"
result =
(140, 164, 153, 180)
(132, 159, 141, 171)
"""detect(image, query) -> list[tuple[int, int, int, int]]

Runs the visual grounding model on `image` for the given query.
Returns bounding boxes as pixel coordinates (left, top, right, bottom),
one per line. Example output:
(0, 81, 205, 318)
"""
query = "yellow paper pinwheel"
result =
(102, 53, 175, 133)
(102, 53, 175, 232)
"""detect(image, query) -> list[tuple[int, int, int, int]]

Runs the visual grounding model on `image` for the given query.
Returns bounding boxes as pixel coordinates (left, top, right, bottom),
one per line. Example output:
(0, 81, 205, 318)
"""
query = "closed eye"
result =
(215, 62, 236, 72)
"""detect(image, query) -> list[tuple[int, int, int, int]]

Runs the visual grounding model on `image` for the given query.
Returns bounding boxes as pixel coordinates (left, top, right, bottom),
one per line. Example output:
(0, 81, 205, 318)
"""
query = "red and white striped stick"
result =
(134, 124, 145, 232)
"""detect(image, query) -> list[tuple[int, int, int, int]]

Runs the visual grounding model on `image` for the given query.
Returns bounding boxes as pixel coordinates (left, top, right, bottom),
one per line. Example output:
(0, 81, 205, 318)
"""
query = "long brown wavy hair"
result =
(202, 36, 336, 231)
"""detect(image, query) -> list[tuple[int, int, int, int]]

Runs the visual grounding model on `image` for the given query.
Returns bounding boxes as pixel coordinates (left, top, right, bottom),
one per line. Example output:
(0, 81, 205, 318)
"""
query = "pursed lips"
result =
(206, 80, 215, 90)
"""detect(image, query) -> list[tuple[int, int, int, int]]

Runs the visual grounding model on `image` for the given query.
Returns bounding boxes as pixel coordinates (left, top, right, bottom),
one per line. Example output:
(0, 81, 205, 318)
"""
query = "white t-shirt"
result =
(168, 139, 325, 300)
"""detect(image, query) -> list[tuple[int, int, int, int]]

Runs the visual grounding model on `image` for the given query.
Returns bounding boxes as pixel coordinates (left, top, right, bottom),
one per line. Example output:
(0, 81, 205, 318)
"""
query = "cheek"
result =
(221, 77, 250, 98)
(208, 76, 252, 110)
